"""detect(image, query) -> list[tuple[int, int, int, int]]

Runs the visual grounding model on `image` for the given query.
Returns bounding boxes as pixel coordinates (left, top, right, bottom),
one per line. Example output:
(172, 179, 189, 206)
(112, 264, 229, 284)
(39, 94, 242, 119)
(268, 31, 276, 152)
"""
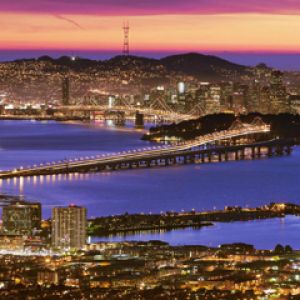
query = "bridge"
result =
(63, 95, 204, 123)
(54, 103, 197, 124)
(0, 118, 281, 179)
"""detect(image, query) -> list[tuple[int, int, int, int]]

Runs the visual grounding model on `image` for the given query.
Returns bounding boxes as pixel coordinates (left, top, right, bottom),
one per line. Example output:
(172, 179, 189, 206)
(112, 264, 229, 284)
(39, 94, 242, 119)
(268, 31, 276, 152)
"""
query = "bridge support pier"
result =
(208, 153, 212, 162)
(201, 154, 205, 163)
(224, 151, 229, 161)
(235, 150, 239, 160)
(218, 152, 222, 162)
(285, 145, 292, 155)
(135, 111, 144, 128)
(257, 147, 261, 157)
(242, 148, 246, 159)
(251, 147, 256, 158)
(275, 146, 284, 156)
(267, 146, 274, 157)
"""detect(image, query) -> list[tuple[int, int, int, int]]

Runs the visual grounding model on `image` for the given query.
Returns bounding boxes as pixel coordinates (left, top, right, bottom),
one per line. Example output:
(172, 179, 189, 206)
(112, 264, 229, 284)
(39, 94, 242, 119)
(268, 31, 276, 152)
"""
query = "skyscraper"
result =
(62, 76, 70, 105)
(51, 205, 86, 250)
(2, 201, 41, 235)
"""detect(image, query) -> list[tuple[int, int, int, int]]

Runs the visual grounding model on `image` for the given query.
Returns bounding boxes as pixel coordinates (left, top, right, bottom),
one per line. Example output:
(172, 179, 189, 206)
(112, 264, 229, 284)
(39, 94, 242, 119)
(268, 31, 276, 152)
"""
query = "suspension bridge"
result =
(55, 97, 204, 123)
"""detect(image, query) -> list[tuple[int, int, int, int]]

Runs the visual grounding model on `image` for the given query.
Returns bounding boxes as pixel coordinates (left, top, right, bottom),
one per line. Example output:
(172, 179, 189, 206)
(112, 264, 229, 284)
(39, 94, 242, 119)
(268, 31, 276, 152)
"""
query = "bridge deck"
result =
(0, 125, 272, 179)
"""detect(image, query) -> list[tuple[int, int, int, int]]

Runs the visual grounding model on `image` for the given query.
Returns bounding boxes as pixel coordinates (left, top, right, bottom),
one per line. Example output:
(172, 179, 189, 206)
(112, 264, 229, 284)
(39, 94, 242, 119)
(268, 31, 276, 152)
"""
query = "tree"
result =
(274, 244, 284, 254)
(285, 245, 293, 253)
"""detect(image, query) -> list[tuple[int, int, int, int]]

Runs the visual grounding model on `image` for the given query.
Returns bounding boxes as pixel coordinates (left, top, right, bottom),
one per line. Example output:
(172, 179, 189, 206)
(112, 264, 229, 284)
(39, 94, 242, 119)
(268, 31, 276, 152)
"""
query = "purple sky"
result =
(1, 0, 300, 15)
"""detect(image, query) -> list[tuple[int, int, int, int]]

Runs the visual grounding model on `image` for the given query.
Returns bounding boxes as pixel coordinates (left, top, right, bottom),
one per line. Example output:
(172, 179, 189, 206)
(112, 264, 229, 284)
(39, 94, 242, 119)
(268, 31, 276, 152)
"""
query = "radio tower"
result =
(122, 21, 130, 56)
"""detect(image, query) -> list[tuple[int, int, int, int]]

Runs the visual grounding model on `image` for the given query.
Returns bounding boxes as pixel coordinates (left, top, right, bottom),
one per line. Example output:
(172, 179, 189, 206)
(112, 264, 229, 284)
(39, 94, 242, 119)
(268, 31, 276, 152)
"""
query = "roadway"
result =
(56, 105, 194, 122)
(0, 124, 270, 179)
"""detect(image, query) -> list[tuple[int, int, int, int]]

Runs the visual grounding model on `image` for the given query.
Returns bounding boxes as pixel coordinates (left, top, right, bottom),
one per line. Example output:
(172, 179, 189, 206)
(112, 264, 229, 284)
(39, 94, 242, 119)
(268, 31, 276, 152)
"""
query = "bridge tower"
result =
(135, 111, 144, 128)
(122, 21, 130, 56)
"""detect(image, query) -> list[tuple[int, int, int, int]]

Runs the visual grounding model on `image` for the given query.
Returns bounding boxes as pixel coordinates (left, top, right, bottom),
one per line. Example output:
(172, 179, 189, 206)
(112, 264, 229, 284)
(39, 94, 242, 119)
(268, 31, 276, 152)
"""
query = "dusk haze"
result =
(0, 0, 300, 70)
(0, 1, 300, 299)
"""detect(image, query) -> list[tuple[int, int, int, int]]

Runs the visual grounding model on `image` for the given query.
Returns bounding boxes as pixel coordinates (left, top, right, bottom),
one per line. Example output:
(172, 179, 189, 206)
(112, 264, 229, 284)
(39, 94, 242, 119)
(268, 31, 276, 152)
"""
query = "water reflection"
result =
(0, 172, 115, 194)
(0, 120, 299, 223)
(91, 216, 300, 250)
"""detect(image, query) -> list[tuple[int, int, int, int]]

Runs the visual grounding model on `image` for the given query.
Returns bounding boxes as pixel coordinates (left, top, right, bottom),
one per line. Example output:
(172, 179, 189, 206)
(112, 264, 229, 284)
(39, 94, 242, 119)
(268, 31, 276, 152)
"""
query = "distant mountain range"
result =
(14, 52, 252, 81)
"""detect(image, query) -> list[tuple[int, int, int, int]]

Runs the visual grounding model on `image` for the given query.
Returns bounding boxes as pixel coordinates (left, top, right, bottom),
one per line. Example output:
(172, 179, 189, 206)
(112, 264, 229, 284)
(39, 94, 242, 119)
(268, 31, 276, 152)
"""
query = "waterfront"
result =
(93, 216, 300, 250)
(0, 120, 300, 248)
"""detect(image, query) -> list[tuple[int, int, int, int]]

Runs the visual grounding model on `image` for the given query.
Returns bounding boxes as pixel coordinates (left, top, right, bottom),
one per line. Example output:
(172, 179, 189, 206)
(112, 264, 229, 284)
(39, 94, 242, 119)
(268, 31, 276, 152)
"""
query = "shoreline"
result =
(87, 202, 300, 237)
(0, 115, 87, 121)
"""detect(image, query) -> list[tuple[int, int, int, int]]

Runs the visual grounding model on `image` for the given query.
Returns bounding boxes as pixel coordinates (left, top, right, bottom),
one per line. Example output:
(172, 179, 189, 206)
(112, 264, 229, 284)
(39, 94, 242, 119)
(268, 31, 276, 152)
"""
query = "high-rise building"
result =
(178, 82, 185, 94)
(269, 71, 289, 114)
(2, 201, 41, 235)
(51, 205, 86, 250)
(62, 77, 70, 105)
(205, 85, 221, 115)
(289, 95, 300, 114)
(247, 80, 261, 113)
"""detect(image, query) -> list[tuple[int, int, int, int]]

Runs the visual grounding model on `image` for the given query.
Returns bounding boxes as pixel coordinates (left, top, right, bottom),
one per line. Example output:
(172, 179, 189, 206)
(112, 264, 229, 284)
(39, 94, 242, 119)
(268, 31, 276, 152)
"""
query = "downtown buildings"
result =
(0, 55, 299, 119)
(0, 200, 87, 252)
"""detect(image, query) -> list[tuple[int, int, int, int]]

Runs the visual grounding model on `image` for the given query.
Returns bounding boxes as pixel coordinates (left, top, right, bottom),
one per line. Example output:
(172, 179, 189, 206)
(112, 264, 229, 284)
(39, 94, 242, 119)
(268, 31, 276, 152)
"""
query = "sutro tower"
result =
(122, 21, 130, 56)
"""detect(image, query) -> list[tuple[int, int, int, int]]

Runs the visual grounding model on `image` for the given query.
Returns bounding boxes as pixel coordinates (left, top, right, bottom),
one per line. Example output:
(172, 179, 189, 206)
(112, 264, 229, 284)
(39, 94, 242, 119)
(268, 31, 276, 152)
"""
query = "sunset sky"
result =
(0, 0, 300, 68)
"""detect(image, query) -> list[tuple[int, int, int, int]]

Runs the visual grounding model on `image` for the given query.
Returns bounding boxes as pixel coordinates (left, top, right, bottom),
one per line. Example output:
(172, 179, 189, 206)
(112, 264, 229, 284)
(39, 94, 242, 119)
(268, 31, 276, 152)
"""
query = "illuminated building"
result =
(2, 201, 41, 235)
(178, 82, 185, 94)
(37, 270, 59, 286)
(289, 95, 300, 114)
(247, 80, 262, 112)
(260, 86, 272, 114)
(62, 77, 70, 106)
(51, 205, 87, 250)
(269, 71, 289, 114)
(205, 85, 221, 114)
(0, 234, 25, 251)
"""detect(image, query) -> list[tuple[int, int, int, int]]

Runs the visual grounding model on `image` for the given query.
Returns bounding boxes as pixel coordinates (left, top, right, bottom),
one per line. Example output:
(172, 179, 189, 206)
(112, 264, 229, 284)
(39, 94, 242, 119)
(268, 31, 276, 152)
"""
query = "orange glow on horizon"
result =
(0, 13, 299, 53)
